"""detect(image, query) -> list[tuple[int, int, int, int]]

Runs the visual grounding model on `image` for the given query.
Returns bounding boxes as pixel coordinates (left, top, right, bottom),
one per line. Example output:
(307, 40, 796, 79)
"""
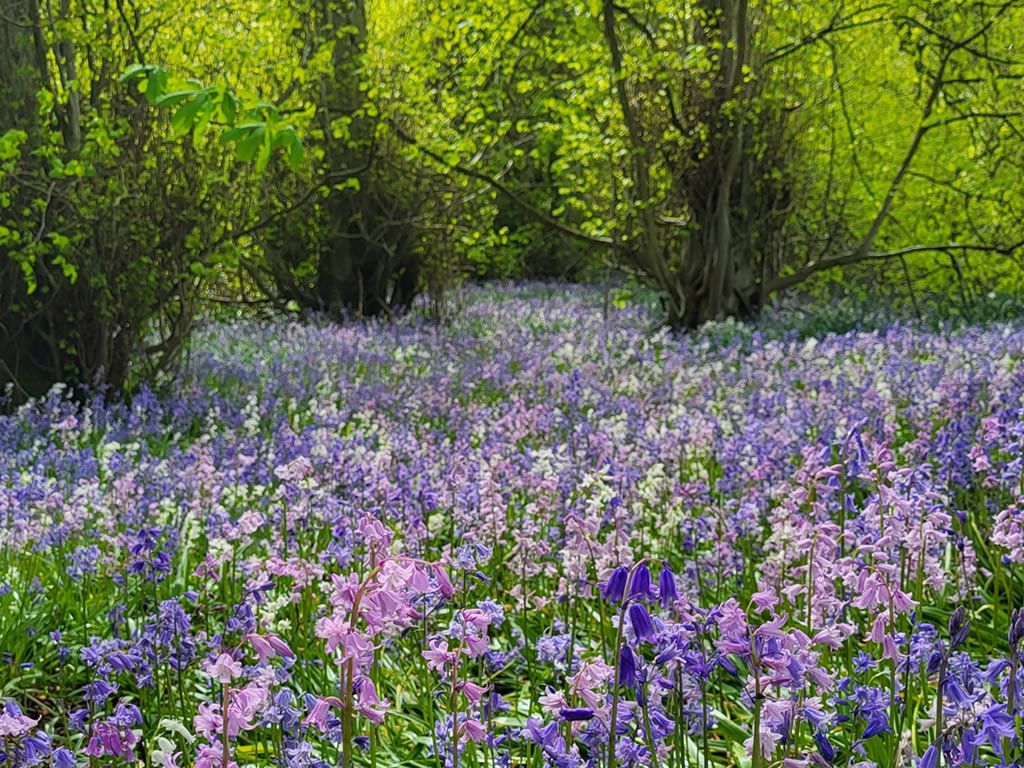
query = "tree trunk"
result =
(673, 232, 762, 329)
(1, 0, 60, 399)
(304, 0, 423, 318)
(663, 0, 775, 328)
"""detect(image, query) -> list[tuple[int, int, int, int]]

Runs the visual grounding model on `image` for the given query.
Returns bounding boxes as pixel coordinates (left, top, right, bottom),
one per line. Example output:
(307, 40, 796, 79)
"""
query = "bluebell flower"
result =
(628, 604, 655, 642)
(716, 655, 737, 676)
(960, 728, 980, 765)
(83, 680, 117, 706)
(559, 708, 595, 721)
(68, 709, 89, 732)
(853, 651, 876, 674)
(601, 567, 629, 604)
(1009, 608, 1024, 648)
(629, 564, 654, 601)
(977, 703, 1016, 751)
(658, 562, 677, 608)
(476, 599, 505, 626)
(814, 732, 836, 763)
(948, 606, 970, 650)
(860, 711, 890, 740)
(803, 706, 828, 732)
(536, 633, 571, 665)
(619, 645, 638, 687)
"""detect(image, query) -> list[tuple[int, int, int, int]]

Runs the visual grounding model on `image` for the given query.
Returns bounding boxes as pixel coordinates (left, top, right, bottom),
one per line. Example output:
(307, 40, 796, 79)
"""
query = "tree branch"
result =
(225, 161, 372, 244)
(388, 119, 617, 249)
(767, 241, 1024, 293)
(764, 5, 890, 64)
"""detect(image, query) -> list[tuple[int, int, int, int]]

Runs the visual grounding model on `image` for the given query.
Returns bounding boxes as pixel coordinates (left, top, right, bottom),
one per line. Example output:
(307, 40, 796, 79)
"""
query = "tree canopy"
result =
(2, 0, 1023, 396)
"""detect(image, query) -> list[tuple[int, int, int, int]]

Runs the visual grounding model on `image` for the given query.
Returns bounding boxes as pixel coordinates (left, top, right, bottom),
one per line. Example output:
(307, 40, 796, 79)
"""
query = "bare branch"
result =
(388, 119, 617, 249)
(225, 161, 372, 244)
(764, 5, 891, 64)
(767, 241, 1024, 293)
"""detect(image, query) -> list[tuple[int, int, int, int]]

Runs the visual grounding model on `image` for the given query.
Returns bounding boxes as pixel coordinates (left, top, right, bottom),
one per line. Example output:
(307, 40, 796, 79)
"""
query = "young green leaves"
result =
(120, 64, 304, 172)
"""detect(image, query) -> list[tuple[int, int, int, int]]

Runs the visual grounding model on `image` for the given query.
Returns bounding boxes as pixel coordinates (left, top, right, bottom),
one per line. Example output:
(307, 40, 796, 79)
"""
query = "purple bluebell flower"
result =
(601, 566, 629, 604)
(628, 603, 656, 642)
(862, 714, 889, 740)
(948, 606, 970, 650)
(814, 732, 836, 762)
(619, 644, 638, 687)
(977, 703, 1016, 751)
(658, 562, 677, 608)
(536, 633, 571, 666)
(1009, 608, 1024, 648)
(68, 709, 89, 732)
(559, 708, 595, 721)
(83, 680, 117, 706)
(629, 563, 654, 601)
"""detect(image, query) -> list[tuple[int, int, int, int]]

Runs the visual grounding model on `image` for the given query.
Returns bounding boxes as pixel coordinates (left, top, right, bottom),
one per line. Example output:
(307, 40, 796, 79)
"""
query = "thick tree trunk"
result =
(594, 0, 773, 330)
(317, 0, 370, 314)
(673, 235, 762, 329)
(304, 0, 422, 318)
(662, 0, 777, 328)
(1, 0, 59, 399)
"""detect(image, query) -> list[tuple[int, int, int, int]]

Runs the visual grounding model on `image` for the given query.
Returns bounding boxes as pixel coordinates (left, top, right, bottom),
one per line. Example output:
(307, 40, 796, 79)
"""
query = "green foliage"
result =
(376, 0, 1024, 322)
(0, 0, 275, 397)
(3, 0, 1024, 397)
(120, 64, 305, 171)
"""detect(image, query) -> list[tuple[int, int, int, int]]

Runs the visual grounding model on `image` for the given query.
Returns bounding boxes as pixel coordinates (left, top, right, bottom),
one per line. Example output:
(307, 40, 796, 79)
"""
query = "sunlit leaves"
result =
(0, 129, 27, 164)
(120, 65, 305, 170)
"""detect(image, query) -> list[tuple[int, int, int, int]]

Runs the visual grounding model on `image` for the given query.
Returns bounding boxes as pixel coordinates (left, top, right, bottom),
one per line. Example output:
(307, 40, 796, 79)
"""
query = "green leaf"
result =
(51, 253, 78, 283)
(19, 260, 37, 294)
(144, 68, 169, 105)
(0, 129, 28, 161)
(235, 126, 267, 162)
(220, 91, 237, 124)
(118, 63, 152, 83)
(155, 90, 201, 109)
(255, 139, 271, 172)
(287, 135, 304, 168)
(248, 101, 280, 119)
(271, 126, 304, 169)
(171, 96, 208, 137)
(222, 122, 268, 143)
